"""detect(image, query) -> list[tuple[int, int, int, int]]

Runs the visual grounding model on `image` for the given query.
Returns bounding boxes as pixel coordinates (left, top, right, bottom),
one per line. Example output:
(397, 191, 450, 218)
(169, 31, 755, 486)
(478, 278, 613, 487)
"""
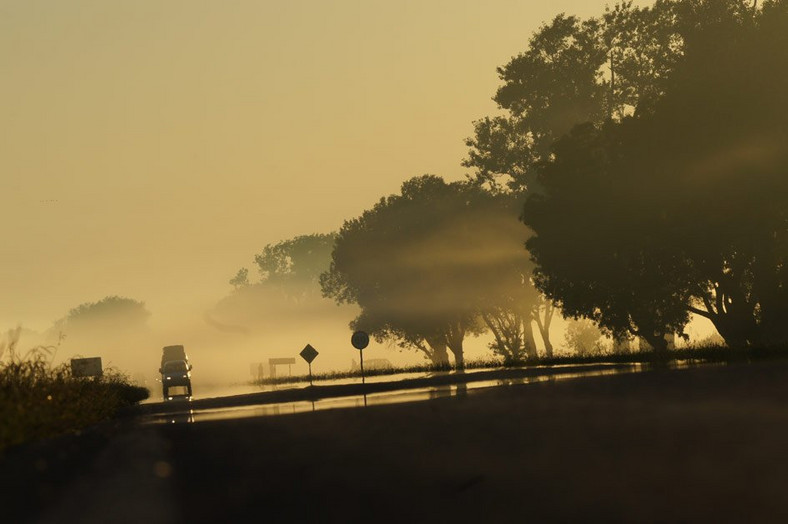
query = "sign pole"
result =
(351, 331, 370, 406)
(360, 348, 365, 385)
(299, 344, 319, 391)
(361, 351, 367, 407)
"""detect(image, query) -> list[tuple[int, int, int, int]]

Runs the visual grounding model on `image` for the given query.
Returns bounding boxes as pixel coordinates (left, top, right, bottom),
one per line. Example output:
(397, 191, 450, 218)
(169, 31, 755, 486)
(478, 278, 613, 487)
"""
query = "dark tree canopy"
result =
(321, 175, 545, 366)
(464, 0, 685, 192)
(644, 0, 788, 346)
(523, 0, 788, 349)
(524, 121, 695, 350)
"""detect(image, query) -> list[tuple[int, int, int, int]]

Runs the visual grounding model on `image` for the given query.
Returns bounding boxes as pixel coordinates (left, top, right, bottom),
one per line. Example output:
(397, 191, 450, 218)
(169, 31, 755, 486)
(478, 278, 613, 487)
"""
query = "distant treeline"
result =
(229, 1, 788, 367)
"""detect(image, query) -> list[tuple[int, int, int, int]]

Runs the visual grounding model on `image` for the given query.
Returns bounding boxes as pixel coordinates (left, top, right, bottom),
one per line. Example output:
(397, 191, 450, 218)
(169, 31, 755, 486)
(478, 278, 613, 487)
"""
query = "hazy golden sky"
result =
(1, 0, 653, 332)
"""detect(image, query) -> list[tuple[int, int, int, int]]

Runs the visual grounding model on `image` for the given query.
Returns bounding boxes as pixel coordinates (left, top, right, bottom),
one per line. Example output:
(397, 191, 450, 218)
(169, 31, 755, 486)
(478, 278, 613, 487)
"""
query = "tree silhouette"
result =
(523, 0, 788, 349)
(321, 176, 482, 367)
(253, 233, 336, 304)
(214, 233, 343, 333)
(321, 176, 551, 367)
(53, 296, 150, 343)
(229, 268, 250, 289)
(523, 122, 694, 351)
(464, 1, 682, 192)
(647, 0, 788, 346)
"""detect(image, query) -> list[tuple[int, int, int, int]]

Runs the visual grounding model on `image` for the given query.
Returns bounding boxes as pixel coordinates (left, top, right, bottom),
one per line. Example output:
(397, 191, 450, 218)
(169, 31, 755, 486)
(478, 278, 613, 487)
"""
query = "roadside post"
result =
(351, 331, 370, 407)
(300, 344, 319, 386)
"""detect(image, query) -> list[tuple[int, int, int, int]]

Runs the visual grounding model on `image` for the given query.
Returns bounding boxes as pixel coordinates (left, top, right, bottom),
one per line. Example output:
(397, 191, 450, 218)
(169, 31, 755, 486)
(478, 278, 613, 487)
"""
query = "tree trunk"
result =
(450, 346, 464, 370)
(542, 334, 554, 359)
(751, 254, 787, 346)
(425, 338, 449, 365)
(433, 344, 449, 365)
(523, 319, 538, 360)
(693, 288, 759, 348)
(533, 302, 555, 358)
(642, 333, 668, 353)
(446, 322, 466, 370)
(481, 311, 512, 361)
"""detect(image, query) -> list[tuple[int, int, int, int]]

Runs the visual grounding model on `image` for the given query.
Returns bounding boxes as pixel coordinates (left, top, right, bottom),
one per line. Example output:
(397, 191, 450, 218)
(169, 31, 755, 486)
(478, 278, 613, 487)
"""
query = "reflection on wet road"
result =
(141, 370, 453, 405)
(142, 365, 646, 425)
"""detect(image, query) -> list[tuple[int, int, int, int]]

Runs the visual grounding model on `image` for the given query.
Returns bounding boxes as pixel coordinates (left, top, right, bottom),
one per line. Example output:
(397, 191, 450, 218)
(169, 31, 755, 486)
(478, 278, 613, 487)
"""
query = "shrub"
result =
(0, 347, 148, 452)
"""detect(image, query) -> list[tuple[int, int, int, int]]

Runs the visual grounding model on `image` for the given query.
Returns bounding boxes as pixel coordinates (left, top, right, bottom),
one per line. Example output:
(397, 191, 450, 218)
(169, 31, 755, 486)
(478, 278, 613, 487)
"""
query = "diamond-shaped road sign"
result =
(300, 344, 319, 364)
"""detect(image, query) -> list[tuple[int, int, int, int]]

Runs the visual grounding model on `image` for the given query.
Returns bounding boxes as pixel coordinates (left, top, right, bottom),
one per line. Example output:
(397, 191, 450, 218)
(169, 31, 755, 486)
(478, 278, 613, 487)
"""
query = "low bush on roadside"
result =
(0, 331, 148, 452)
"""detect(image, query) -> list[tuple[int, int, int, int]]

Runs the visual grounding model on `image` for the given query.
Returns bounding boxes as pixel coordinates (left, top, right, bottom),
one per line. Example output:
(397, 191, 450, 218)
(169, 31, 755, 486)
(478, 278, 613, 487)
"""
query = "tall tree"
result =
(523, 0, 788, 349)
(321, 176, 555, 366)
(523, 121, 695, 351)
(462, 1, 683, 352)
(648, 0, 788, 346)
(321, 176, 494, 368)
(464, 1, 682, 192)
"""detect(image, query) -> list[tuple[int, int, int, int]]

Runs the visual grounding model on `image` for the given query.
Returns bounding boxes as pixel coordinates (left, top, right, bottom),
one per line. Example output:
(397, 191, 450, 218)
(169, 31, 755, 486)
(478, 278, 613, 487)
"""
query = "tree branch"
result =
(687, 305, 713, 320)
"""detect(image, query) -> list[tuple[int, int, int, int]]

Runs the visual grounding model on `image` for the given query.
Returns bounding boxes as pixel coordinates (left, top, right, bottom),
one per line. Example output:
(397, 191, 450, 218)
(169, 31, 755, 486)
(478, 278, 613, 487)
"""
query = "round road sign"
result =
(351, 331, 369, 350)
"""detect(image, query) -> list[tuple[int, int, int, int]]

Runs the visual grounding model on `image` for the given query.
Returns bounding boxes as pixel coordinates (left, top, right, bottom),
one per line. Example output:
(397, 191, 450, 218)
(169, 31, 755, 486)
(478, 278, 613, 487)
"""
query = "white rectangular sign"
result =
(71, 357, 103, 377)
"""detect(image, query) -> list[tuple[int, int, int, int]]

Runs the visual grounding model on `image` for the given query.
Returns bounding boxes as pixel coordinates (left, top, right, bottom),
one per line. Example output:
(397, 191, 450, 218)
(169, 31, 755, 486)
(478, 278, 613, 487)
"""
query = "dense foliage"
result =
(321, 176, 549, 366)
(464, 0, 684, 191)
(216, 1, 788, 362)
(523, 0, 788, 349)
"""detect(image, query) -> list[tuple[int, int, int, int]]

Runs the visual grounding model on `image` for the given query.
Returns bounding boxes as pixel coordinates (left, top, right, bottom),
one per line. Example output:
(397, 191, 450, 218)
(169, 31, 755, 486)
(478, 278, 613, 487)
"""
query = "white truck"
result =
(159, 345, 192, 398)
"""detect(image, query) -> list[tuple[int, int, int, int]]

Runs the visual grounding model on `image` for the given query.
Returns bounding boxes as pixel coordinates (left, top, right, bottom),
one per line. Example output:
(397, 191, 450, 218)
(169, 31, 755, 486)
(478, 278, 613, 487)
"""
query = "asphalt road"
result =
(6, 360, 788, 523)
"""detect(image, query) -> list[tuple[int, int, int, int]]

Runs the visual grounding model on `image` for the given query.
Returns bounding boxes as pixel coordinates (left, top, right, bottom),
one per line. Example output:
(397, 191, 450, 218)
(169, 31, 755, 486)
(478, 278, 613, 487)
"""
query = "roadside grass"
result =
(254, 359, 496, 386)
(253, 344, 788, 387)
(0, 354, 148, 453)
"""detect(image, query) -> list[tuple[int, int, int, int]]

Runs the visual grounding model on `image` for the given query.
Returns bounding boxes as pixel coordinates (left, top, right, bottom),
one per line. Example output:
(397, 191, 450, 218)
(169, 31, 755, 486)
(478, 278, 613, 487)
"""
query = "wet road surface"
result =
(142, 363, 643, 424)
(7, 360, 788, 523)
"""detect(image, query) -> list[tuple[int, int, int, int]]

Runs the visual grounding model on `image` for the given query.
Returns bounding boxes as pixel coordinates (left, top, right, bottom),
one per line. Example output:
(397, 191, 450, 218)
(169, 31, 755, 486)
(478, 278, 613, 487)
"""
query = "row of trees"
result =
(224, 196, 553, 366)
(324, 0, 788, 361)
(228, 0, 787, 366)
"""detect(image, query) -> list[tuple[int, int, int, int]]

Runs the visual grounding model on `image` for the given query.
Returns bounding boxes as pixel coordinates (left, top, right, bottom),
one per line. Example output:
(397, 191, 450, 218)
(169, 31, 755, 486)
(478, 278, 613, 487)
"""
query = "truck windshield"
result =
(164, 361, 188, 372)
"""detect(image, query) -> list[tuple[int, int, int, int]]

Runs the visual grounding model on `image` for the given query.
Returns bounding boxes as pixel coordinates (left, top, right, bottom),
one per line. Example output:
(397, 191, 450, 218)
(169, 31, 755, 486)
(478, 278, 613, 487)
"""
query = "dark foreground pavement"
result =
(5, 361, 788, 523)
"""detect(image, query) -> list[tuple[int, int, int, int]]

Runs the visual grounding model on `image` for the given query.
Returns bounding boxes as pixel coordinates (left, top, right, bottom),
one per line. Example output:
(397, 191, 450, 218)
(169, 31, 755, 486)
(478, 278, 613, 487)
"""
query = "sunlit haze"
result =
(1, 0, 654, 379)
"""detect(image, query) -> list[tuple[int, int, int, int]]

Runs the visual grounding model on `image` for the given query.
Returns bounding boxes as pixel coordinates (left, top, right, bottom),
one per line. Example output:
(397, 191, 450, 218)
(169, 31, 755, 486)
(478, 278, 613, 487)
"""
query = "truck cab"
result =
(160, 345, 192, 399)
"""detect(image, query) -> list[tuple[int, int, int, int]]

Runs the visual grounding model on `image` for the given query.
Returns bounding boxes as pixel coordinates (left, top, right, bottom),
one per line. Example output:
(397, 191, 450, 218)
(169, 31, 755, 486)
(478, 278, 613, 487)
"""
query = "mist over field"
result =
(2, 0, 782, 387)
(6, 2, 788, 522)
(3, 0, 662, 385)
